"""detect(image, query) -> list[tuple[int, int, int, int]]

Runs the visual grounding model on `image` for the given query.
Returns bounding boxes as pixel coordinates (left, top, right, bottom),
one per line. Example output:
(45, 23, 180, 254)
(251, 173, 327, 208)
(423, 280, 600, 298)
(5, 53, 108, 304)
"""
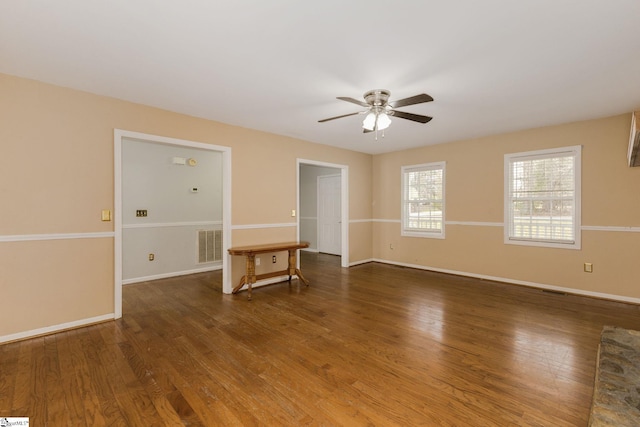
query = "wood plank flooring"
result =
(2, 252, 640, 426)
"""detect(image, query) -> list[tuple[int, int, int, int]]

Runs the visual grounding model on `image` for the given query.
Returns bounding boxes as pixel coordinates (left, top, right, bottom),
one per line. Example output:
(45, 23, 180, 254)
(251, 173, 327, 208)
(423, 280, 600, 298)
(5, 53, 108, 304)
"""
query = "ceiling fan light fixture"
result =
(362, 111, 377, 130)
(377, 112, 391, 130)
(320, 89, 432, 137)
(362, 110, 391, 131)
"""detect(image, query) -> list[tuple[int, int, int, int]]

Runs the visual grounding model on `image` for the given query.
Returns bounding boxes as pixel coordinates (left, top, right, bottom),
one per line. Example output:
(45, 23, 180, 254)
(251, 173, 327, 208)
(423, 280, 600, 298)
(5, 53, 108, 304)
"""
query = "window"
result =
(402, 162, 445, 238)
(504, 146, 581, 249)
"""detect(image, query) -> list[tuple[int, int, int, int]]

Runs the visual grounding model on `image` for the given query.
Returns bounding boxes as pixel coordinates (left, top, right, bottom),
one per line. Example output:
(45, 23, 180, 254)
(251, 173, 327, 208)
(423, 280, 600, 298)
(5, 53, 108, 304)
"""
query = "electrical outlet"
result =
(584, 262, 593, 273)
(149, 253, 155, 261)
(136, 210, 148, 217)
(272, 255, 277, 263)
(256, 257, 260, 266)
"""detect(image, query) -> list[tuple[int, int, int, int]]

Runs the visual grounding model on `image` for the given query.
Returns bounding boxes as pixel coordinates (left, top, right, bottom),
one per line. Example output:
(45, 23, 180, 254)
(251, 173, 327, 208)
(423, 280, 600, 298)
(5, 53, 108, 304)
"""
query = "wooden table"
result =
(228, 241, 310, 300)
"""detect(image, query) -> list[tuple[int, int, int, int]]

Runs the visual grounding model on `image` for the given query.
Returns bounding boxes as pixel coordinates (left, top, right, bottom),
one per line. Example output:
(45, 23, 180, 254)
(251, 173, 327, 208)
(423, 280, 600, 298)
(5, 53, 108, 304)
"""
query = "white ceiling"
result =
(2, 1, 640, 155)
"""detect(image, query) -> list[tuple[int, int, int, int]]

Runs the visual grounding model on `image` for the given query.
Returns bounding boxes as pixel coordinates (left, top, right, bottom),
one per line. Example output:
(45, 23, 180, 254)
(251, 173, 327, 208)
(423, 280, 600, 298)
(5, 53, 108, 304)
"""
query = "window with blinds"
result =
(401, 161, 445, 238)
(504, 146, 581, 249)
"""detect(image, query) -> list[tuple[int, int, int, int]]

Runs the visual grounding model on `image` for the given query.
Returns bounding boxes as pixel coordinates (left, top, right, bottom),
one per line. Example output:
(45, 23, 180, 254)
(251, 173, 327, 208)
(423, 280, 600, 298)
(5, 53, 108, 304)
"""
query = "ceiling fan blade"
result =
(363, 128, 373, 133)
(318, 111, 361, 123)
(390, 110, 433, 123)
(389, 93, 433, 109)
(337, 96, 369, 108)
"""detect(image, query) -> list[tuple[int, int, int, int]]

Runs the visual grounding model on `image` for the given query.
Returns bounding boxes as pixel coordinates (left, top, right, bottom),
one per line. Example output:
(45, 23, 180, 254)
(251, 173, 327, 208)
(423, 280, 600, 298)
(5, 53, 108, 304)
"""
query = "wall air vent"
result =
(628, 112, 640, 167)
(198, 229, 222, 263)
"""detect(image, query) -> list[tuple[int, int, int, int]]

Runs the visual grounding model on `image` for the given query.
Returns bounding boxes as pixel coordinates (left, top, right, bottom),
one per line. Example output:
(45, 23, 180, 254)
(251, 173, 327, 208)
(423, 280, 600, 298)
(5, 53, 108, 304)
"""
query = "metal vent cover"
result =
(198, 229, 222, 263)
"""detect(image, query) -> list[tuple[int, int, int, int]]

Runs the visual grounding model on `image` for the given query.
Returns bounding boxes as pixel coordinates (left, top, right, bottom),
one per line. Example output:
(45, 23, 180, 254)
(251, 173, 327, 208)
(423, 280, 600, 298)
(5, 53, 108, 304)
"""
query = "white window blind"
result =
(505, 146, 581, 249)
(402, 162, 445, 238)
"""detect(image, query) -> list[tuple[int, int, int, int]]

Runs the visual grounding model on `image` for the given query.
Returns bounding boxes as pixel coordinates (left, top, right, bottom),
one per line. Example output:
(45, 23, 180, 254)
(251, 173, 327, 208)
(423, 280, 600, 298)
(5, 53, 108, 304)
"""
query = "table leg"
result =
(232, 275, 247, 294)
(287, 249, 309, 286)
(295, 268, 309, 286)
(246, 254, 256, 300)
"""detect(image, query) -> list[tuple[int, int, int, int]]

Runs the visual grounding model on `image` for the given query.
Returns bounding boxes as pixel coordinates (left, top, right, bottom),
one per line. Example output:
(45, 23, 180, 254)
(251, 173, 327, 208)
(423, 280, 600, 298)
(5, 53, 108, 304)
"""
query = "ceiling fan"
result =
(318, 89, 433, 138)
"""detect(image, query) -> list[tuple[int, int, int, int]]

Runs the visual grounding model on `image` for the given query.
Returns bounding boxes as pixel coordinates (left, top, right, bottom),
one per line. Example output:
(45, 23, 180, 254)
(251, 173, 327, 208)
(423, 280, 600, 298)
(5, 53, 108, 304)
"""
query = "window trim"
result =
(401, 161, 446, 239)
(504, 145, 581, 249)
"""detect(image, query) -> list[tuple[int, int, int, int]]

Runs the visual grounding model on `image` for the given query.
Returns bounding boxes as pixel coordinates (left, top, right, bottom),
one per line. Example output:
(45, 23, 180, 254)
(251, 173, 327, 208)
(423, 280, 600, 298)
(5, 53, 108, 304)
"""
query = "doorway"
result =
(114, 129, 232, 319)
(297, 159, 349, 267)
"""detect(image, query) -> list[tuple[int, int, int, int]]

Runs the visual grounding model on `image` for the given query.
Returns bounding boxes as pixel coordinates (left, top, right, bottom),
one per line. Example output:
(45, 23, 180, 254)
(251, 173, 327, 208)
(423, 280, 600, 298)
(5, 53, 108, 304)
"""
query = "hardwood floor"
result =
(2, 252, 640, 426)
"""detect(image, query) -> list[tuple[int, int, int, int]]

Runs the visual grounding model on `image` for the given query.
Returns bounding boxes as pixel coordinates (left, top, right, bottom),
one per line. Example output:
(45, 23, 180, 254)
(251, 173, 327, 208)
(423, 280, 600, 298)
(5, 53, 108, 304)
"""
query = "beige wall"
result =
(0, 73, 372, 340)
(373, 114, 640, 299)
(2, 71, 638, 342)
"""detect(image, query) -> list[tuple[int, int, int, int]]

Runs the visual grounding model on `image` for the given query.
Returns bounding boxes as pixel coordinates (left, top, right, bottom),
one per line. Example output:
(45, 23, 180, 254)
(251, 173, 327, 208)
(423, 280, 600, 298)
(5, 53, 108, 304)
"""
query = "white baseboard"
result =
(349, 258, 375, 267)
(369, 258, 640, 305)
(0, 313, 114, 344)
(123, 265, 222, 285)
(8, 259, 634, 344)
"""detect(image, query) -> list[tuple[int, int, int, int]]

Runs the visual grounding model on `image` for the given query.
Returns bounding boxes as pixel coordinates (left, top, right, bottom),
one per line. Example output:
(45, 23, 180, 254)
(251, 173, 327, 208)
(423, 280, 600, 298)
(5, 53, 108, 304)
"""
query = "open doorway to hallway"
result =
(297, 160, 349, 267)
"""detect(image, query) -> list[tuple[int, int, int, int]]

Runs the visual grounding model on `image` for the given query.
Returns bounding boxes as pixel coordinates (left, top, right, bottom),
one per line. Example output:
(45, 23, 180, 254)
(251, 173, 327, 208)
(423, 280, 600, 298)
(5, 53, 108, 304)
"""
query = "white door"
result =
(317, 174, 341, 255)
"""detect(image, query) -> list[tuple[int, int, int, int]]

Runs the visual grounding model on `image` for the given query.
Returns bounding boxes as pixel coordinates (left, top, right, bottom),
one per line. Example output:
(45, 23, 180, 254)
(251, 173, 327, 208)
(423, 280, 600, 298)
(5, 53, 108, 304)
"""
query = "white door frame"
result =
(114, 129, 232, 319)
(297, 159, 349, 267)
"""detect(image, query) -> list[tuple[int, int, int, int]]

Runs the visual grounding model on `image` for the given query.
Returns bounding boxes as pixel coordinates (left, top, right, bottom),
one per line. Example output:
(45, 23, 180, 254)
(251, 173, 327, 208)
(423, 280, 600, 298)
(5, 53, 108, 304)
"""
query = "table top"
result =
(228, 241, 309, 256)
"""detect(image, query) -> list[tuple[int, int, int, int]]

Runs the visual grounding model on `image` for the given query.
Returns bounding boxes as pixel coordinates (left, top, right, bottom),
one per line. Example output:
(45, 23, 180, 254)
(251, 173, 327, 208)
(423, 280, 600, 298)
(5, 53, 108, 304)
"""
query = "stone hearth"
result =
(589, 326, 640, 426)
